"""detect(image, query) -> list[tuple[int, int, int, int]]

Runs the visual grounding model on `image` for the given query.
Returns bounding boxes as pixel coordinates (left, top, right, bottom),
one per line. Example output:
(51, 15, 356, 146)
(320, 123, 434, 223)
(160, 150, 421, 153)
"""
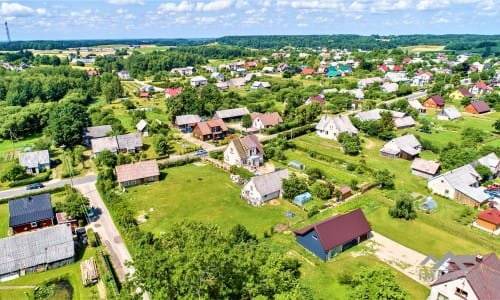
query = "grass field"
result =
(0, 134, 43, 159)
(0, 204, 8, 238)
(400, 45, 446, 53)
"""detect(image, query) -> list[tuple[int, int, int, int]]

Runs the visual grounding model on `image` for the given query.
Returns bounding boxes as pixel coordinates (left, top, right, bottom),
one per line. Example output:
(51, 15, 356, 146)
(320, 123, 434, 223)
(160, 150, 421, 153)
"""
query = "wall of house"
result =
(464, 104, 478, 114)
(224, 143, 242, 166)
(411, 169, 436, 179)
(295, 230, 327, 261)
(424, 99, 441, 109)
(241, 181, 262, 206)
(120, 175, 159, 188)
(260, 190, 280, 204)
(429, 278, 479, 300)
(454, 190, 480, 207)
(477, 219, 498, 231)
(400, 151, 417, 161)
(428, 177, 455, 200)
(252, 118, 264, 130)
(12, 218, 54, 235)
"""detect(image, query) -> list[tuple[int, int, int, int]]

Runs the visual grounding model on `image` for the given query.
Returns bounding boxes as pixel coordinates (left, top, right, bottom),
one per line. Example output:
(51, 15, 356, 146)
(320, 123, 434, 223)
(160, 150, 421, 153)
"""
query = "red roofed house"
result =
(476, 208, 500, 232)
(165, 87, 182, 98)
(377, 65, 389, 72)
(192, 119, 228, 141)
(293, 208, 372, 260)
(424, 95, 445, 109)
(392, 65, 404, 72)
(465, 100, 491, 114)
(429, 253, 500, 300)
(115, 160, 160, 188)
(250, 112, 283, 131)
(402, 58, 412, 64)
(301, 68, 315, 75)
(140, 92, 149, 98)
(305, 94, 325, 107)
(470, 81, 493, 95)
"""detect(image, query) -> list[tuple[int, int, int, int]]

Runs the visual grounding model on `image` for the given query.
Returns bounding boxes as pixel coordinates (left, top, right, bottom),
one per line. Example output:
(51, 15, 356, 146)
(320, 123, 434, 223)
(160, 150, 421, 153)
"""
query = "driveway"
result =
(369, 232, 428, 285)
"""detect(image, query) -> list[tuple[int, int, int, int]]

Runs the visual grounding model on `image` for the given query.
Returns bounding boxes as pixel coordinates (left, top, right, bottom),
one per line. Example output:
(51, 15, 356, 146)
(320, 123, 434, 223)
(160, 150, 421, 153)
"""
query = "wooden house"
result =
(9, 194, 54, 235)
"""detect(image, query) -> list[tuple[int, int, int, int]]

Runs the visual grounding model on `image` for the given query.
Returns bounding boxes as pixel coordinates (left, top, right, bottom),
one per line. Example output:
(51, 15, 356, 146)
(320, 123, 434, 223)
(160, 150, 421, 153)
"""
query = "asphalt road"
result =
(0, 174, 97, 199)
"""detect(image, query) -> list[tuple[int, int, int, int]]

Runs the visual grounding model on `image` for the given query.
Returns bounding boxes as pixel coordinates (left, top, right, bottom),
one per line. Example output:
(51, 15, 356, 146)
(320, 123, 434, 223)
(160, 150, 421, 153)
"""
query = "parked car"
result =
(26, 182, 44, 190)
(195, 149, 208, 156)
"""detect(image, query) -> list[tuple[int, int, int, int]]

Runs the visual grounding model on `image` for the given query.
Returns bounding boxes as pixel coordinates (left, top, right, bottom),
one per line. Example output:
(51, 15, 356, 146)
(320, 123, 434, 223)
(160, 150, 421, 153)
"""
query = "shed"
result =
(288, 160, 305, 170)
(294, 192, 312, 206)
(476, 208, 500, 231)
(419, 197, 438, 213)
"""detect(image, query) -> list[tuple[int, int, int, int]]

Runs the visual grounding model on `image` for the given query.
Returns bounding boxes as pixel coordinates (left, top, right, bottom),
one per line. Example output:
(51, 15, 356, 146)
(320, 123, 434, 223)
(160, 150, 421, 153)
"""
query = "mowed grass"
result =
(0, 203, 9, 238)
(0, 133, 43, 158)
(0, 288, 34, 300)
(399, 45, 445, 53)
(125, 163, 307, 236)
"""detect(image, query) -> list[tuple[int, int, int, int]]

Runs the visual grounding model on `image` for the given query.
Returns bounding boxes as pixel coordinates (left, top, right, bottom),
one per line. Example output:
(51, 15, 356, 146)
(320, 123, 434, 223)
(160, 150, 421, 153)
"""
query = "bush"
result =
(160, 157, 201, 168)
(87, 228, 98, 247)
(8, 170, 52, 187)
(388, 192, 417, 220)
(307, 205, 320, 218)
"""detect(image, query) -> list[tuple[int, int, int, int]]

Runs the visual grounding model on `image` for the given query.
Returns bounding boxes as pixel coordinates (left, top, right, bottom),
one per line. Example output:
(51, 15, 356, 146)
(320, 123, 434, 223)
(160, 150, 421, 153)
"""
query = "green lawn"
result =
(0, 288, 33, 300)
(0, 204, 8, 238)
(0, 247, 99, 300)
(0, 133, 43, 159)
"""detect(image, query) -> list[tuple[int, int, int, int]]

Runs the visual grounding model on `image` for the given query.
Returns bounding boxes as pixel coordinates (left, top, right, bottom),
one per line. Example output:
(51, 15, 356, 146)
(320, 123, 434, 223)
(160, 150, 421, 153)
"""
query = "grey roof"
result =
(175, 114, 201, 126)
(91, 136, 118, 153)
(394, 116, 415, 128)
(473, 152, 499, 174)
(19, 150, 50, 169)
(251, 169, 289, 196)
(408, 99, 424, 110)
(136, 119, 148, 132)
(316, 115, 358, 135)
(381, 134, 421, 156)
(91, 133, 142, 153)
(438, 106, 461, 120)
(214, 107, 250, 119)
(0, 225, 74, 276)
(438, 164, 489, 203)
(355, 109, 405, 122)
(83, 125, 112, 140)
(190, 75, 207, 82)
(9, 193, 54, 227)
(117, 133, 143, 150)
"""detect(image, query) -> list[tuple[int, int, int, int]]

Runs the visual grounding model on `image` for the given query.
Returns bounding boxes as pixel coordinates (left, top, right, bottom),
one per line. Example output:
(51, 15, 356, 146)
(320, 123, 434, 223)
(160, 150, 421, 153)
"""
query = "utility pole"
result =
(4, 22, 11, 43)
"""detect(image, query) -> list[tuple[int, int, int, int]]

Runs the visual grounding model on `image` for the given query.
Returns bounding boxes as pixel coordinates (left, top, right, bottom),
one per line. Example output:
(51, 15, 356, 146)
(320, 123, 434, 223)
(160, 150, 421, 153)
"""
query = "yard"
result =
(0, 204, 8, 238)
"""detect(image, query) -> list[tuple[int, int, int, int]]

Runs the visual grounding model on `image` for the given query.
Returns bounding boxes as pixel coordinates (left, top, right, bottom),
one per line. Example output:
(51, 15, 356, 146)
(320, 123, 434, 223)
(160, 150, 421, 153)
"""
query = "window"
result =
(31, 222, 37, 227)
(437, 293, 449, 300)
(312, 234, 318, 240)
(455, 288, 468, 299)
(148, 176, 154, 182)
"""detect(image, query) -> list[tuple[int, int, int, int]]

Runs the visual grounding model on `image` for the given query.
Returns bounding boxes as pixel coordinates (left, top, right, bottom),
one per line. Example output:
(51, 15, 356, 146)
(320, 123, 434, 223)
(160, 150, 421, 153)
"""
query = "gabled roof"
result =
(429, 95, 445, 106)
(381, 134, 421, 156)
(231, 135, 264, 159)
(9, 193, 54, 227)
(83, 125, 112, 140)
(175, 114, 201, 126)
(165, 87, 182, 97)
(190, 75, 207, 82)
(194, 119, 228, 135)
(0, 225, 74, 276)
(469, 100, 491, 113)
(136, 119, 148, 132)
(458, 87, 474, 98)
(214, 107, 250, 119)
(408, 99, 424, 110)
(250, 112, 283, 127)
(439, 106, 461, 120)
(306, 94, 325, 106)
(301, 68, 315, 75)
(475, 80, 493, 91)
(116, 133, 143, 150)
(411, 158, 440, 175)
(435, 164, 489, 204)
(91, 136, 118, 153)
(115, 160, 160, 183)
(394, 116, 415, 128)
(19, 150, 50, 169)
(478, 208, 500, 225)
(316, 115, 358, 135)
(473, 152, 499, 174)
(294, 209, 372, 251)
(228, 78, 246, 87)
(249, 169, 289, 196)
(431, 253, 500, 300)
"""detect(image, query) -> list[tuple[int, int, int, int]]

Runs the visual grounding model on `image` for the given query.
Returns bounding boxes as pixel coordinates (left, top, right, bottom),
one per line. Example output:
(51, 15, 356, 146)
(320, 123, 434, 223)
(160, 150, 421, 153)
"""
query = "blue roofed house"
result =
(293, 209, 372, 261)
(18, 150, 50, 175)
(9, 193, 54, 235)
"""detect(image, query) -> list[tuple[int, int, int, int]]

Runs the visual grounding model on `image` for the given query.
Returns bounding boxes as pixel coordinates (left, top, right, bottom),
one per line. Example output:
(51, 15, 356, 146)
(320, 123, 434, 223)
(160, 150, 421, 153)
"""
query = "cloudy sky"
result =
(0, 0, 498, 40)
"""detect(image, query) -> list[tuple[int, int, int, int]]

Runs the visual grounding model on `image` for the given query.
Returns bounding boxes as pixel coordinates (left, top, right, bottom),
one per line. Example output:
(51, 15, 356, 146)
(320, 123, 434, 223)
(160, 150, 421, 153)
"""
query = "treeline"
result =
(172, 45, 257, 59)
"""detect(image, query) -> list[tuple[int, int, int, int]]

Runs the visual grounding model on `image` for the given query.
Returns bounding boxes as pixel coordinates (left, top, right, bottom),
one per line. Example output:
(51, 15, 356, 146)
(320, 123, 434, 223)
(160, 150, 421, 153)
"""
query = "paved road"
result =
(0, 174, 97, 199)
(76, 182, 135, 283)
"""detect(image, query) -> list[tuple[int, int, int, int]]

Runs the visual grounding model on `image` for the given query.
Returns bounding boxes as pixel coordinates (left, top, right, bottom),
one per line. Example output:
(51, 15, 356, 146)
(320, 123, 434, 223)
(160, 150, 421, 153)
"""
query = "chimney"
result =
(476, 255, 483, 263)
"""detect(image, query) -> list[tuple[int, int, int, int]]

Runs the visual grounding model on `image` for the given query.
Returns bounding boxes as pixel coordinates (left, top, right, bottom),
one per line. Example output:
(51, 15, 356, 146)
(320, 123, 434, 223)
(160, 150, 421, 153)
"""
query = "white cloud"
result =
(349, 1, 366, 12)
(370, 0, 412, 13)
(159, 1, 194, 13)
(0, 2, 35, 17)
(108, 0, 144, 5)
(235, 0, 249, 9)
(196, 0, 233, 12)
(194, 16, 218, 24)
(416, 0, 450, 10)
(289, 0, 344, 10)
(297, 23, 308, 27)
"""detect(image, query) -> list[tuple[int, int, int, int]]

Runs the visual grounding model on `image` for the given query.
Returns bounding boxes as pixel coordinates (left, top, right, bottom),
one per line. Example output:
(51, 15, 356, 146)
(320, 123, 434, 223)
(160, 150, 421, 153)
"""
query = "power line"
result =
(4, 21, 11, 43)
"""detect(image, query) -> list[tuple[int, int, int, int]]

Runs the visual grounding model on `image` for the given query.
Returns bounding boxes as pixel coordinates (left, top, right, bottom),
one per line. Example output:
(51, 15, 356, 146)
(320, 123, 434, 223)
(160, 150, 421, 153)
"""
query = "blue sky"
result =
(0, 0, 498, 40)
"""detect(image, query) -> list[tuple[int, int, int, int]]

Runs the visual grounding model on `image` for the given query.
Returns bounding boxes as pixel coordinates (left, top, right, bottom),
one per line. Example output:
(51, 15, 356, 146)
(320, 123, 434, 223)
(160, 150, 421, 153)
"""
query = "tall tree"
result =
(347, 266, 407, 300)
(47, 102, 89, 147)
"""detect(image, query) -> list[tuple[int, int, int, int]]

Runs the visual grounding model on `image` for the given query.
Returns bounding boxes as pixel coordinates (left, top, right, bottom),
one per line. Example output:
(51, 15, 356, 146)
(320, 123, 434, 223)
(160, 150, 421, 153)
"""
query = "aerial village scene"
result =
(0, 0, 499, 299)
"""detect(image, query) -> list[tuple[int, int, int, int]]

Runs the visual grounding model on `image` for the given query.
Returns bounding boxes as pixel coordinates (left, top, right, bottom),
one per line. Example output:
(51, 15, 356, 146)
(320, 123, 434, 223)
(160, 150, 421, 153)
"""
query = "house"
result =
(384, 72, 408, 83)
(465, 100, 491, 114)
(91, 133, 142, 156)
(420, 251, 486, 282)
(55, 212, 78, 233)
(115, 160, 160, 188)
(293, 209, 372, 261)
(228, 78, 247, 88)
(262, 66, 274, 73)
(355, 109, 405, 122)
(211, 72, 225, 82)
(19, 150, 50, 175)
(224, 135, 264, 167)
(82, 125, 112, 146)
(164, 87, 182, 98)
(325, 67, 341, 77)
(305, 94, 325, 107)
(411, 70, 433, 87)
(380, 134, 422, 160)
(215, 81, 229, 91)
(139, 85, 154, 93)
(316, 115, 358, 140)
(175, 114, 201, 133)
(338, 186, 352, 201)
(190, 76, 208, 87)
(411, 158, 440, 179)
(136, 119, 148, 136)
(424, 95, 445, 109)
(192, 119, 228, 141)
(394, 116, 416, 129)
(117, 70, 131, 80)
(428, 164, 489, 207)
(477, 208, 500, 232)
(250, 112, 283, 130)
(470, 80, 493, 95)
(437, 106, 461, 120)
(449, 87, 474, 100)
(301, 68, 315, 75)
(472, 152, 500, 178)
(408, 99, 426, 113)
(250, 81, 271, 90)
(139, 92, 149, 98)
(9, 194, 54, 235)
(213, 107, 250, 122)
(428, 253, 500, 300)
(382, 82, 398, 93)
(240, 169, 289, 206)
(358, 77, 383, 89)
(0, 225, 74, 281)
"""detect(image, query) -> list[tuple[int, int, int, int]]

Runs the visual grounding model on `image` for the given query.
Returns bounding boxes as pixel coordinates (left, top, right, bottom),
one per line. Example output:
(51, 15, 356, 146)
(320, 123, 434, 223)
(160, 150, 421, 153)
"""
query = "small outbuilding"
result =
(419, 197, 438, 213)
(476, 208, 500, 232)
(294, 192, 312, 206)
(411, 158, 440, 179)
(288, 160, 305, 170)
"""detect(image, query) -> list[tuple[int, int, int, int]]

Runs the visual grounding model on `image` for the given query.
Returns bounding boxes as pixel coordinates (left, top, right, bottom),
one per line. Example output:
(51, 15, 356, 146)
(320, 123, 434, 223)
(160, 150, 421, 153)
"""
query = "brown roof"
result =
(294, 208, 371, 251)
(431, 253, 500, 300)
(411, 158, 440, 175)
(115, 160, 160, 183)
(339, 186, 352, 195)
(430, 95, 445, 106)
(194, 119, 228, 136)
(250, 112, 283, 127)
(478, 208, 500, 225)
(301, 68, 315, 75)
(476, 81, 493, 91)
(469, 100, 491, 113)
(459, 87, 474, 98)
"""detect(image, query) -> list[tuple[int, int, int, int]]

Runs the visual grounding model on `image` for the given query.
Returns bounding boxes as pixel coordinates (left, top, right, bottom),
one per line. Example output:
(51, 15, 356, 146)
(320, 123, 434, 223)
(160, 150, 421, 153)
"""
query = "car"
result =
(195, 149, 208, 156)
(87, 207, 96, 218)
(26, 182, 44, 190)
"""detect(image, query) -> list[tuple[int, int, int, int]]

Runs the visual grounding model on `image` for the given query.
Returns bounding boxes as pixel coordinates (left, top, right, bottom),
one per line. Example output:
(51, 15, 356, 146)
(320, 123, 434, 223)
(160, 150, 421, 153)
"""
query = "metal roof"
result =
(214, 107, 250, 119)
(18, 150, 50, 169)
(9, 194, 54, 227)
(0, 225, 74, 276)
(175, 114, 201, 126)
(83, 125, 112, 140)
(116, 160, 160, 183)
(250, 169, 289, 196)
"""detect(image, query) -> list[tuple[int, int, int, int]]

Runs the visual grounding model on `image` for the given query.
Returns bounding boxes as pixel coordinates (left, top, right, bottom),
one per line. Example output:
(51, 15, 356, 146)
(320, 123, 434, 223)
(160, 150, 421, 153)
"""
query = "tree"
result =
(63, 189, 90, 219)
(95, 149, 117, 168)
(338, 133, 361, 155)
(0, 162, 25, 182)
(117, 153, 132, 166)
(474, 164, 493, 182)
(282, 173, 308, 199)
(241, 114, 252, 129)
(388, 192, 417, 220)
(73, 145, 86, 168)
(47, 102, 89, 147)
(347, 266, 407, 300)
(154, 134, 170, 156)
(374, 169, 395, 189)
(493, 119, 500, 132)
(127, 221, 310, 299)
(310, 182, 332, 200)
(378, 111, 395, 140)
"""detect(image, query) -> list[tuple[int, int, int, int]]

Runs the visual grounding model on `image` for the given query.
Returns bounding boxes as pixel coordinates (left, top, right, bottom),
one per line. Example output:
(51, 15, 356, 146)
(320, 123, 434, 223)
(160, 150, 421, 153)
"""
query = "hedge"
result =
(0, 185, 66, 204)
(8, 170, 52, 187)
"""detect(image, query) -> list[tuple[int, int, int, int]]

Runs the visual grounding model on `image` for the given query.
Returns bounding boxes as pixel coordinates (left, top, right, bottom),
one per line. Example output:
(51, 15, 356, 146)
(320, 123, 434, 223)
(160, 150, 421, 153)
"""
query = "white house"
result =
(250, 81, 271, 90)
(117, 70, 131, 80)
(224, 135, 264, 168)
(19, 150, 51, 175)
(251, 112, 283, 130)
(190, 76, 208, 87)
(241, 169, 289, 206)
(437, 106, 461, 120)
(380, 134, 422, 160)
(315, 115, 358, 140)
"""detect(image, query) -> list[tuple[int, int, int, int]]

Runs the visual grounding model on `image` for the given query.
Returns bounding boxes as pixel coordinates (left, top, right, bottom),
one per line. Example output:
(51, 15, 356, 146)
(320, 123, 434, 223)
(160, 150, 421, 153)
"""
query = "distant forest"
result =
(0, 34, 499, 53)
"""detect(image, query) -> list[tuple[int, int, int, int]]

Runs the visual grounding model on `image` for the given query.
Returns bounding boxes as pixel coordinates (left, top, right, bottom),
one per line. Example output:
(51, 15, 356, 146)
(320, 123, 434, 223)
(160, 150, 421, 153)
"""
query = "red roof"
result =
(165, 87, 182, 97)
(378, 65, 389, 72)
(402, 58, 412, 64)
(250, 112, 283, 127)
(469, 100, 491, 113)
(301, 68, 315, 75)
(294, 208, 372, 251)
(430, 95, 445, 106)
(476, 81, 493, 91)
(194, 119, 228, 136)
(306, 94, 325, 106)
(393, 65, 404, 72)
(115, 160, 160, 183)
(478, 208, 500, 225)
(140, 92, 149, 97)
(459, 87, 474, 98)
